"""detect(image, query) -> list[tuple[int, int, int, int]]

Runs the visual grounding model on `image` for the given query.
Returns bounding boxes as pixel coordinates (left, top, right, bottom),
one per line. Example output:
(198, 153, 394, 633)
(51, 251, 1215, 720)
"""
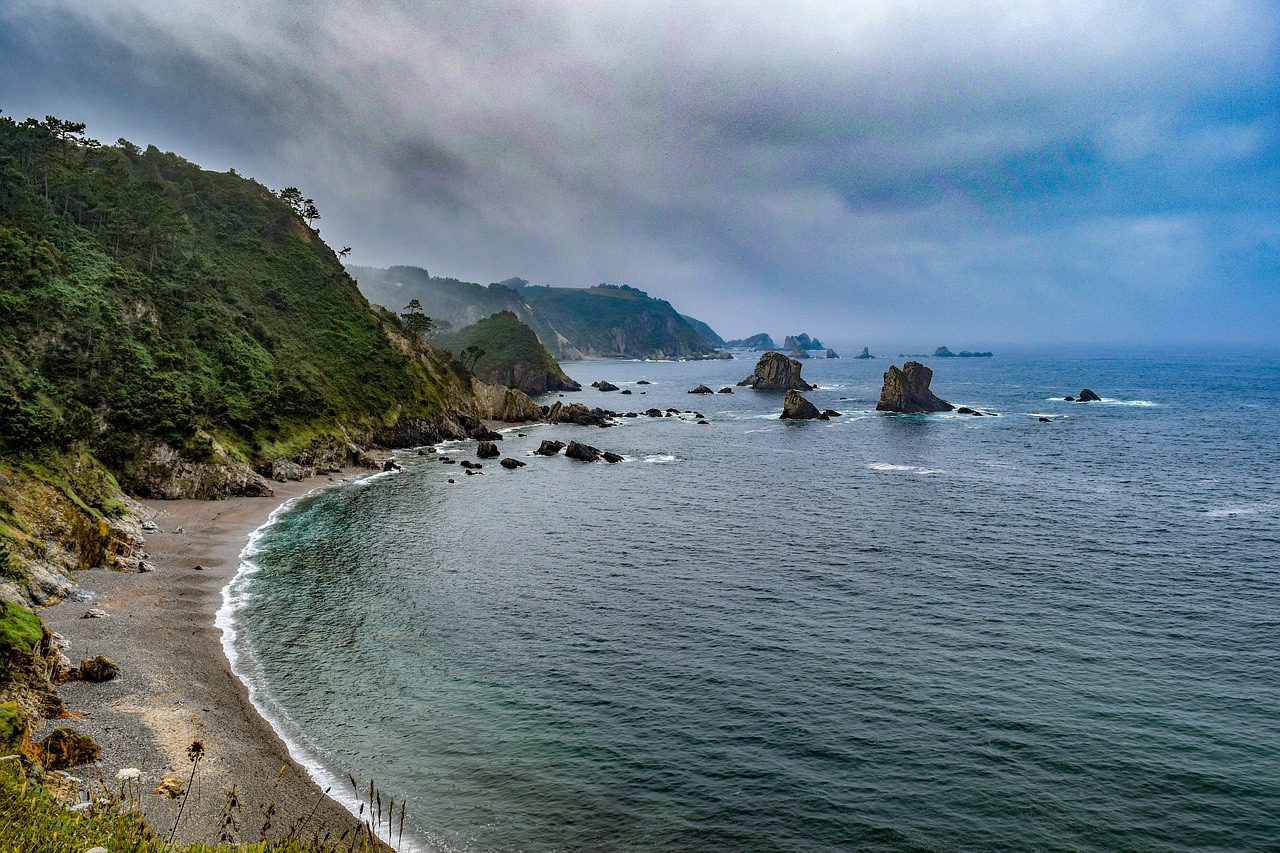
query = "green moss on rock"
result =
(35, 727, 100, 770)
(0, 600, 42, 656)
(0, 701, 26, 753)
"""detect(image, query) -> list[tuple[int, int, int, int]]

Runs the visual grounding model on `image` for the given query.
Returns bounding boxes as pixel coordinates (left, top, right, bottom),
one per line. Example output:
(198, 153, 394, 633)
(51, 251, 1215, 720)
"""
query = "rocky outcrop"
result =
(726, 333, 776, 350)
(471, 381, 543, 423)
(565, 441, 602, 462)
(123, 441, 274, 500)
(780, 390, 826, 420)
(689, 384, 714, 394)
(876, 362, 954, 413)
(476, 441, 501, 459)
(1077, 388, 1101, 402)
(542, 402, 616, 427)
(535, 440, 565, 456)
(592, 380, 620, 392)
(855, 347, 873, 359)
(825, 348, 839, 359)
(500, 457, 526, 469)
(737, 352, 815, 391)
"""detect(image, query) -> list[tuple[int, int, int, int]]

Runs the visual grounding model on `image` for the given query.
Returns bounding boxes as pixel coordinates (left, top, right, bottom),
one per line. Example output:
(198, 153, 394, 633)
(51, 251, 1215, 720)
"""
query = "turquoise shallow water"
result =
(224, 348, 1280, 852)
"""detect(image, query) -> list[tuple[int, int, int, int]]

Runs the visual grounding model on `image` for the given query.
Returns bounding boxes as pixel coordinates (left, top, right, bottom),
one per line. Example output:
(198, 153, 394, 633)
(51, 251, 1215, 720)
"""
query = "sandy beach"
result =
(40, 472, 372, 846)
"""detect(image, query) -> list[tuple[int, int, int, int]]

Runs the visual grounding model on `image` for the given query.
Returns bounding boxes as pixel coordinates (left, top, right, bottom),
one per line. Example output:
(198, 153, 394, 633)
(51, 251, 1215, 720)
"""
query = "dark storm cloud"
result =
(2, 0, 1278, 344)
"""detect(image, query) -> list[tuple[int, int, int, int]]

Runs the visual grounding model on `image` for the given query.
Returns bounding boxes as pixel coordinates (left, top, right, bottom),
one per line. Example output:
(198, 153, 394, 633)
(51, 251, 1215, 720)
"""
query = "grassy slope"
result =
(433, 311, 578, 392)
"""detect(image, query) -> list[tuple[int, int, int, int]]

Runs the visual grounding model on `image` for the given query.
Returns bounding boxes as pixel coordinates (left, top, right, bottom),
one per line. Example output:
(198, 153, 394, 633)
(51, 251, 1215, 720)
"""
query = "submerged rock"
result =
(876, 362, 954, 413)
(500, 457, 526, 469)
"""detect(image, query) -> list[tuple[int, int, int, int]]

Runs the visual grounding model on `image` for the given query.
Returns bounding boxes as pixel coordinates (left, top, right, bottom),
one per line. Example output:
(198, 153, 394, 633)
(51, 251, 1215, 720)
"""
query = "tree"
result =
(460, 344, 485, 372)
(400, 299, 435, 336)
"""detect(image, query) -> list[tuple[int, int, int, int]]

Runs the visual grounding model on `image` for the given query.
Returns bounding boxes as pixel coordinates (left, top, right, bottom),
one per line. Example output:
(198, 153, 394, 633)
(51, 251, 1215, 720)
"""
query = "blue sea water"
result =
(222, 347, 1280, 852)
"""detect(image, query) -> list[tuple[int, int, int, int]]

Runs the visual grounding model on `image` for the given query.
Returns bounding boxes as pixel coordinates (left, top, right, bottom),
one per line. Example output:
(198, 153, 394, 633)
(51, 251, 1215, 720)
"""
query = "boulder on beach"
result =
(737, 351, 815, 391)
(78, 655, 118, 683)
(780, 390, 826, 420)
(876, 361, 954, 413)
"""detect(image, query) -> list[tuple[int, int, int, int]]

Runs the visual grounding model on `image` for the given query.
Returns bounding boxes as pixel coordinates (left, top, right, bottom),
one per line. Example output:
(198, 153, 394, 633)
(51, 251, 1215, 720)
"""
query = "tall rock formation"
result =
(876, 362, 954, 413)
(737, 352, 815, 391)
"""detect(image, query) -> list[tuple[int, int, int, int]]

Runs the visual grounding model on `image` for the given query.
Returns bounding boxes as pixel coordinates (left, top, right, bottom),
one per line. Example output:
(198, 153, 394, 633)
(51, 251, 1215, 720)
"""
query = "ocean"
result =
(220, 346, 1280, 852)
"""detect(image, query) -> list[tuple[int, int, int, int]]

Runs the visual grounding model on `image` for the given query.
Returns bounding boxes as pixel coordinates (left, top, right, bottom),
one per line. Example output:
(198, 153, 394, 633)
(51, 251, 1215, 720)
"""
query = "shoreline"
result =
(40, 470, 376, 847)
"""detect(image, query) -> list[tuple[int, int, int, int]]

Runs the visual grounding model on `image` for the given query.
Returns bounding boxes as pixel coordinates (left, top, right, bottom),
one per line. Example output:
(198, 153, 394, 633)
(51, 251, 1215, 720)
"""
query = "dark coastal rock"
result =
(689, 384, 714, 394)
(876, 362, 954, 413)
(1064, 395, 1075, 401)
(737, 351, 815, 391)
(565, 441, 602, 462)
(621, 388, 632, 394)
(500, 457, 526, 469)
(476, 441, 501, 458)
(826, 348, 840, 359)
(718, 387, 734, 394)
(1077, 388, 1101, 402)
(601, 451, 624, 463)
(1039, 416, 1052, 422)
(934, 346, 956, 358)
(780, 390, 827, 420)
(542, 401, 616, 427)
(956, 407, 985, 416)
(383, 459, 401, 471)
(459, 460, 482, 469)
(822, 409, 842, 418)
(645, 408, 664, 417)
(591, 380, 620, 392)
(855, 347, 874, 359)
(535, 440, 565, 456)
(636, 380, 652, 385)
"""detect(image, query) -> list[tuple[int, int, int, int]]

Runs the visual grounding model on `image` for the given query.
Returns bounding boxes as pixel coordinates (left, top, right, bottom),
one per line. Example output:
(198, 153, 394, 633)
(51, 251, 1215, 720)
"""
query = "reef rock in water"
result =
(737, 352, 815, 391)
(876, 361, 954, 413)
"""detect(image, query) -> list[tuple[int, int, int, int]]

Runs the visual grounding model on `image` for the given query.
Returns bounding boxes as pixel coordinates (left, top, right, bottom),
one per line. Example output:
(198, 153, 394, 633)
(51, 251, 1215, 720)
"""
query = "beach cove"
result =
(41, 473, 375, 847)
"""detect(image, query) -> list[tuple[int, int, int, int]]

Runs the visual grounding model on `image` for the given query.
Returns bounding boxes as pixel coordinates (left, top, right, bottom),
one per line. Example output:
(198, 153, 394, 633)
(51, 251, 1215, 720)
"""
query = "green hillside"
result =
(350, 266, 725, 360)
(434, 311, 581, 394)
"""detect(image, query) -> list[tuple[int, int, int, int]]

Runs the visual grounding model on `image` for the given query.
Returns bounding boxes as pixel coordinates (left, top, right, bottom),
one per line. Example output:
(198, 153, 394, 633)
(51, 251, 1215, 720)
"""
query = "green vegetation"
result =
(0, 114, 464, 480)
(350, 265, 723, 360)
(434, 311, 579, 393)
(0, 758, 400, 852)
(0, 600, 41, 658)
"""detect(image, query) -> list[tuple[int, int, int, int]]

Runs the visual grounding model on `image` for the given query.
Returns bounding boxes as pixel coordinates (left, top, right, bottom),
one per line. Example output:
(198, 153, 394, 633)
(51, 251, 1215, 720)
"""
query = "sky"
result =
(2, 0, 1278, 347)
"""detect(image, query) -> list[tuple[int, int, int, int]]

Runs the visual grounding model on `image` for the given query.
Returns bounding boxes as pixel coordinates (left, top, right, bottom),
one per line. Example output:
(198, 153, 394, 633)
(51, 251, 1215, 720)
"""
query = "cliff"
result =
(350, 267, 724, 361)
(0, 114, 496, 609)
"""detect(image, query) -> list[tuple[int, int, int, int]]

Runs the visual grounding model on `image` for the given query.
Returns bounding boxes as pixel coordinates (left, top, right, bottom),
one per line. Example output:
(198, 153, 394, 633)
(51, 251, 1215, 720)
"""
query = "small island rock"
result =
(780, 390, 827, 420)
(1077, 388, 1101, 402)
(876, 362, 954, 413)
(737, 351, 815, 391)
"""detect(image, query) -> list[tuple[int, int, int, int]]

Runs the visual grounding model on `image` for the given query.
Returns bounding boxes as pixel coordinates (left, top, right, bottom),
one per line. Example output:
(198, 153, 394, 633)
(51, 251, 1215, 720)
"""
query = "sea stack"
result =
(780, 390, 826, 420)
(876, 361, 954, 413)
(737, 351, 815, 391)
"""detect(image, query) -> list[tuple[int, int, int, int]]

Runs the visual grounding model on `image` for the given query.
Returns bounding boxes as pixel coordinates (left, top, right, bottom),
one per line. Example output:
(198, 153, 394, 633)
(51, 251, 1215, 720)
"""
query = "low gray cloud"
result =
(2, 0, 1277, 344)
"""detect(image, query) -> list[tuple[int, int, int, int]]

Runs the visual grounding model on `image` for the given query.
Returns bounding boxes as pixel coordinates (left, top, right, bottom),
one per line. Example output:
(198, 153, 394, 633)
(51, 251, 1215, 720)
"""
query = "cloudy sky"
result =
(2, 1, 1278, 346)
